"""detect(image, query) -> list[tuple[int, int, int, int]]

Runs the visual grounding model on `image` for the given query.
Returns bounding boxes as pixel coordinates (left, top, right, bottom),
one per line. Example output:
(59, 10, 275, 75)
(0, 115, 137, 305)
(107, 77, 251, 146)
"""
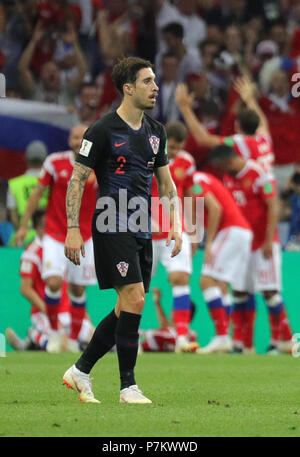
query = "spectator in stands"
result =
(281, 171, 300, 251)
(268, 19, 290, 57)
(155, 22, 202, 82)
(0, 0, 35, 89)
(151, 52, 181, 124)
(6, 141, 48, 246)
(259, 68, 300, 180)
(154, 0, 180, 54)
(18, 21, 87, 106)
(71, 82, 100, 126)
(171, 0, 207, 52)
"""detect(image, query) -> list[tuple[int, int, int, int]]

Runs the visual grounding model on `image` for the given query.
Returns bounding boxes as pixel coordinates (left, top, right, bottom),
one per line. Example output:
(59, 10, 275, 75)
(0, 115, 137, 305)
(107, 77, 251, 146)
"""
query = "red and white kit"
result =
(221, 133, 275, 171)
(189, 172, 253, 290)
(140, 327, 198, 352)
(38, 151, 97, 284)
(151, 150, 196, 276)
(223, 160, 281, 292)
(20, 237, 71, 334)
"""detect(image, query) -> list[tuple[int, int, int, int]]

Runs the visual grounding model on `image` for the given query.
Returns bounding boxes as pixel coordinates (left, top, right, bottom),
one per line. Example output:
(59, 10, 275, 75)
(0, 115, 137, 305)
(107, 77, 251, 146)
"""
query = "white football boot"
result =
(120, 385, 152, 404)
(196, 335, 232, 354)
(62, 365, 100, 403)
(175, 335, 199, 353)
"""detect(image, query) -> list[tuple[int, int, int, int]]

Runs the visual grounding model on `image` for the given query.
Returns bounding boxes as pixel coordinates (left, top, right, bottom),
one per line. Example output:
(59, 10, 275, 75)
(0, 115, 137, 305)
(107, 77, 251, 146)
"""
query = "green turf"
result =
(1, 352, 300, 437)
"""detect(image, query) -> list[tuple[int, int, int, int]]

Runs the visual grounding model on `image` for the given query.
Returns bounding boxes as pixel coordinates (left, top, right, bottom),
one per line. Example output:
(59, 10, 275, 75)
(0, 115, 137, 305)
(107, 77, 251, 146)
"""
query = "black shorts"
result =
(92, 229, 153, 293)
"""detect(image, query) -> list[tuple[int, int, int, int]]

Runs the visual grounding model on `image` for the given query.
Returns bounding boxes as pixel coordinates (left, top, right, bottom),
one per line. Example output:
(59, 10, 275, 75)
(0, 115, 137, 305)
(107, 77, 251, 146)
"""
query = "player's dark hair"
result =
(32, 209, 45, 230)
(208, 144, 237, 163)
(237, 108, 260, 135)
(161, 22, 184, 39)
(165, 121, 188, 143)
(112, 57, 154, 96)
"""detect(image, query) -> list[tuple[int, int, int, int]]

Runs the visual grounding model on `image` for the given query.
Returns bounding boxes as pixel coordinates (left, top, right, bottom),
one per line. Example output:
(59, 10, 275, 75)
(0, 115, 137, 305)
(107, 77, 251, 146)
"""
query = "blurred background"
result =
(1, 0, 300, 352)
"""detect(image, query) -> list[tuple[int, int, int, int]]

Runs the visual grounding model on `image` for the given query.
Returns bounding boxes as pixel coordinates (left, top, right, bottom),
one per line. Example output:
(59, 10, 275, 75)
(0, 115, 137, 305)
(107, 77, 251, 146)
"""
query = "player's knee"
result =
(169, 272, 189, 287)
(264, 291, 281, 305)
(119, 284, 145, 314)
(200, 275, 217, 290)
(46, 276, 63, 292)
(128, 294, 145, 314)
(69, 284, 85, 297)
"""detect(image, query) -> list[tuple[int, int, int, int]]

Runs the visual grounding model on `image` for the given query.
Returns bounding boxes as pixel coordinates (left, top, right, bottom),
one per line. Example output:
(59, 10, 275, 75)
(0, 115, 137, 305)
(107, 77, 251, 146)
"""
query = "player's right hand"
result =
(64, 229, 85, 265)
(15, 226, 27, 246)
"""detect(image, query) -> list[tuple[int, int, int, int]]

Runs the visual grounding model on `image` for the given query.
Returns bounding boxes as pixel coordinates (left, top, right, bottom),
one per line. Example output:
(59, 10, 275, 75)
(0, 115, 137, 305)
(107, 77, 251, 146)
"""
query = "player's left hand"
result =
(166, 229, 182, 258)
(64, 229, 85, 265)
(262, 241, 273, 259)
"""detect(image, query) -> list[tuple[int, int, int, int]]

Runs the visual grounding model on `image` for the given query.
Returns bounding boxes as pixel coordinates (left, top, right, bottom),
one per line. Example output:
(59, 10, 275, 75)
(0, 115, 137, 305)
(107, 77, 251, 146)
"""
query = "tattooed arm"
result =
(154, 165, 182, 257)
(64, 162, 92, 265)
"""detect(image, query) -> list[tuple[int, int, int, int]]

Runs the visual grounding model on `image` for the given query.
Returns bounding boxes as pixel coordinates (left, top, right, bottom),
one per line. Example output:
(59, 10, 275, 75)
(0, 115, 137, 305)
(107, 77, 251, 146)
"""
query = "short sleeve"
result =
(76, 121, 108, 170)
(38, 156, 53, 187)
(256, 174, 277, 200)
(20, 258, 37, 279)
(260, 179, 277, 200)
(187, 173, 207, 197)
(154, 125, 169, 168)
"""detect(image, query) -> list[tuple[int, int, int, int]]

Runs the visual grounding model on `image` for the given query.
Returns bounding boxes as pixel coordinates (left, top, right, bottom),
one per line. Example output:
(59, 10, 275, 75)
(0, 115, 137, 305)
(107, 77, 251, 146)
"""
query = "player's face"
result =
(167, 138, 185, 160)
(131, 67, 159, 110)
(69, 125, 88, 156)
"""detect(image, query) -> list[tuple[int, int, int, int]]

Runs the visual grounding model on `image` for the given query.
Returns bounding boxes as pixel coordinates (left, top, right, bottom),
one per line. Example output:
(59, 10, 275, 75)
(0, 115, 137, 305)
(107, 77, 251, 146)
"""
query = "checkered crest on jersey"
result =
(149, 136, 160, 155)
(116, 261, 129, 277)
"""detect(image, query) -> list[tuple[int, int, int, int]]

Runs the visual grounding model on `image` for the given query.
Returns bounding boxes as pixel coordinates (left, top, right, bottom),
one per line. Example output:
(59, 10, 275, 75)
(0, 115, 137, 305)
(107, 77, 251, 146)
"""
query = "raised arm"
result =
(154, 165, 182, 257)
(233, 75, 271, 138)
(175, 83, 221, 149)
(18, 21, 44, 95)
(64, 162, 92, 265)
(63, 23, 88, 93)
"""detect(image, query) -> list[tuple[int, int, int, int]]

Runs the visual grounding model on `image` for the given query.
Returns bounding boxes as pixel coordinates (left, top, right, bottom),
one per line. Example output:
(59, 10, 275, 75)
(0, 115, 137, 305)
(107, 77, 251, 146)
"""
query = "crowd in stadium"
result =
(1, 0, 300, 360)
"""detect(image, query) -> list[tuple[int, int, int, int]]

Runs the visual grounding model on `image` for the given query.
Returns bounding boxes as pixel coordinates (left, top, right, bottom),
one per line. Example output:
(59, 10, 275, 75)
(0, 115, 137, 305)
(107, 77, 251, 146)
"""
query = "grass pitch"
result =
(1, 351, 300, 437)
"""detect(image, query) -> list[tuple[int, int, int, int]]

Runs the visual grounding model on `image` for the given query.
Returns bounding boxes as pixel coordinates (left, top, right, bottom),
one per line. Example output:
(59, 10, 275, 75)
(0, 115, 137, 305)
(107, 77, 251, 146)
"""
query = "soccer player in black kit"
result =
(63, 57, 182, 404)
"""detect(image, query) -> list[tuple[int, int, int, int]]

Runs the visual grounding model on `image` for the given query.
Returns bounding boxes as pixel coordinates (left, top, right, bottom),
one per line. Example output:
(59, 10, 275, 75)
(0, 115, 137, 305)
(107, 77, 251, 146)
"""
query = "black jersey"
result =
(76, 111, 169, 238)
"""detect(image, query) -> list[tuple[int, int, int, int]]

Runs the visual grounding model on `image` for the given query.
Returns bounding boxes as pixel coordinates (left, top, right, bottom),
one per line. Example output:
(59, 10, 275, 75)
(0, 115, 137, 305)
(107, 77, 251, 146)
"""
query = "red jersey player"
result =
(15, 125, 98, 352)
(175, 75, 275, 172)
(151, 121, 198, 353)
(139, 288, 198, 352)
(6, 210, 70, 352)
(208, 144, 293, 354)
(186, 171, 253, 354)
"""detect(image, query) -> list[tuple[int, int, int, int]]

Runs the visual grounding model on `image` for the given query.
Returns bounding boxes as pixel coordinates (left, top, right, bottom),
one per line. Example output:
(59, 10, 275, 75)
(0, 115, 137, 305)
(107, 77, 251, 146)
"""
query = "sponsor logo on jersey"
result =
(147, 158, 155, 168)
(114, 141, 126, 147)
(174, 167, 185, 179)
(149, 136, 160, 155)
(79, 139, 93, 157)
(116, 261, 129, 277)
(60, 169, 69, 178)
